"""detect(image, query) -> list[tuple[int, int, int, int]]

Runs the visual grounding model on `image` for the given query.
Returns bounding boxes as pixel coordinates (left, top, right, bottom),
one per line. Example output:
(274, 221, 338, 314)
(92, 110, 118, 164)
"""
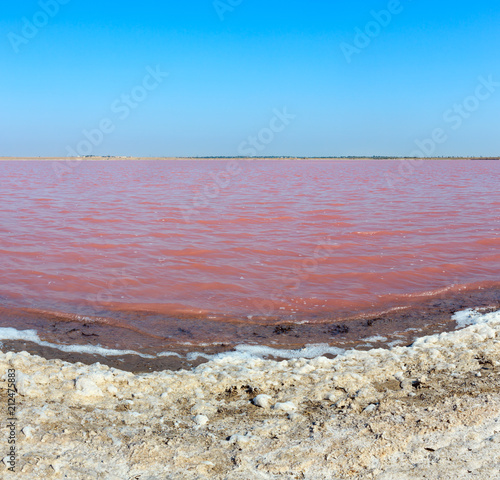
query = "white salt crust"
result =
(1, 308, 500, 479)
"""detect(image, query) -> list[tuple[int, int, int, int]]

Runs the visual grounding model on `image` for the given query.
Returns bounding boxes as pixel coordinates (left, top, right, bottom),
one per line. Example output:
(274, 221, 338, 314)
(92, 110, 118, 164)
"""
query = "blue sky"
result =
(1, 0, 499, 157)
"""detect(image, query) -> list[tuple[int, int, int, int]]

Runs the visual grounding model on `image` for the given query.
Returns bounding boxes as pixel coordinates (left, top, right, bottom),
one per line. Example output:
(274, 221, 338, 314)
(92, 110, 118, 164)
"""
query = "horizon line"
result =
(1, 155, 499, 160)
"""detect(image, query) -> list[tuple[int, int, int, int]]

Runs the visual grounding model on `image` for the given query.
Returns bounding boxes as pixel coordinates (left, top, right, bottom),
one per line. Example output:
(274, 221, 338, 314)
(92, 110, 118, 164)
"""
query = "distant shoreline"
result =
(0, 156, 499, 161)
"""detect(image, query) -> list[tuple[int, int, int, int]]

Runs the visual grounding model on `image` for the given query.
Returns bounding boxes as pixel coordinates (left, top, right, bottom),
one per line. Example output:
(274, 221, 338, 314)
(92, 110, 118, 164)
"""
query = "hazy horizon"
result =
(1, 156, 499, 160)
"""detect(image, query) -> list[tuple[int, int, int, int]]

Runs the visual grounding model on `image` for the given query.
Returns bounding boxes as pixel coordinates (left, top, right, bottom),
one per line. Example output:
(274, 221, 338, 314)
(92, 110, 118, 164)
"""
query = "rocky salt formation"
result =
(0, 308, 500, 479)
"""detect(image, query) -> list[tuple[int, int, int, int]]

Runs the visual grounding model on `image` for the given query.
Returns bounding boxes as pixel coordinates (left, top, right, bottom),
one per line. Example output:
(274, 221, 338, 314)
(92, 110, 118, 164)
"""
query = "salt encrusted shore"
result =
(1, 309, 500, 479)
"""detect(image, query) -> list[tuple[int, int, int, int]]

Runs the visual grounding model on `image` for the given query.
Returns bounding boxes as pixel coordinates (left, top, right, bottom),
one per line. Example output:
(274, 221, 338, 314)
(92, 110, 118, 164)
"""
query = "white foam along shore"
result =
(1, 308, 500, 479)
(0, 306, 494, 363)
(0, 325, 348, 361)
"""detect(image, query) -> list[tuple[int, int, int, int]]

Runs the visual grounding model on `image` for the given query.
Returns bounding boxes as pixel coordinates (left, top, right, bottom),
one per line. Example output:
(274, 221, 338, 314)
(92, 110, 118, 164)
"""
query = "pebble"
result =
(193, 415, 209, 426)
(74, 377, 104, 397)
(253, 394, 273, 408)
(273, 402, 297, 412)
(21, 426, 34, 438)
(364, 404, 378, 413)
(228, 434, 256, 445)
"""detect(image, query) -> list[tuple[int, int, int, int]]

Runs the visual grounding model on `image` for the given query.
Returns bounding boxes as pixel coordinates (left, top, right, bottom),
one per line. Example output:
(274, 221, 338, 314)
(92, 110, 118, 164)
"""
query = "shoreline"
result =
(1, 284, 499, 372)
(1, 156, 499, 161)
(1, 307, 500, 478)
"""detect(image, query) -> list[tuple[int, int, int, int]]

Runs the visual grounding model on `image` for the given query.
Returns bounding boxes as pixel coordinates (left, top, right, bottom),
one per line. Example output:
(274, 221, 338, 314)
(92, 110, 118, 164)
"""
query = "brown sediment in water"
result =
(1, 285, 499, 372)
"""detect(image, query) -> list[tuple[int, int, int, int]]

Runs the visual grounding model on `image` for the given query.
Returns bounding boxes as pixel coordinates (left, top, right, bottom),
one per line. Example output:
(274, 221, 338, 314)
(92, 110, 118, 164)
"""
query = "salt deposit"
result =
(252, 394, 273, 408)
(193, 414, 209, 426)
(0, 327, 156, 358)
(1, 308, 500, 479)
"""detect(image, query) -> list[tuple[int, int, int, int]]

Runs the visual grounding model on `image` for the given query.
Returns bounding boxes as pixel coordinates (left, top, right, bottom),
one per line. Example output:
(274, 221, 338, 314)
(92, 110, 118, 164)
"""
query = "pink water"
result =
(0, 159, 499, 350)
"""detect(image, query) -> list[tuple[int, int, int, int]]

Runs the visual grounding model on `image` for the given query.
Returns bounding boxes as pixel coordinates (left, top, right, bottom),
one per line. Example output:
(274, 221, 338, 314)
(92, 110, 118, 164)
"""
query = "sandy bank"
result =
(1, 308, 500, 479)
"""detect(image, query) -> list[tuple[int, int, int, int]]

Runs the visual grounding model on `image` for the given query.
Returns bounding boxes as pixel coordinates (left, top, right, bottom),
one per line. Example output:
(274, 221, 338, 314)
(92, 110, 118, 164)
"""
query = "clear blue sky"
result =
(1, 0, 499, 157)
